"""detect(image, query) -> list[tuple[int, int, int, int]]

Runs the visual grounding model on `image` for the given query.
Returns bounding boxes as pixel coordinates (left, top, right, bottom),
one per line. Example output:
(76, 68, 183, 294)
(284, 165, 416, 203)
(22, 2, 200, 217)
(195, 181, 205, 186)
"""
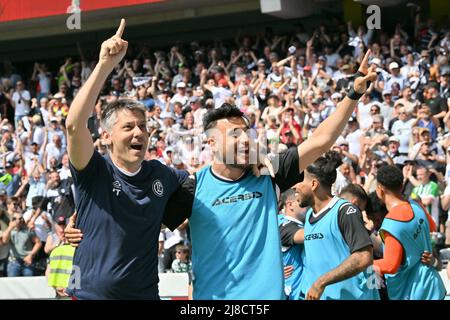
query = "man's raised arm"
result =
(65, 19, 128, 171)
(297, 49, 377, 173)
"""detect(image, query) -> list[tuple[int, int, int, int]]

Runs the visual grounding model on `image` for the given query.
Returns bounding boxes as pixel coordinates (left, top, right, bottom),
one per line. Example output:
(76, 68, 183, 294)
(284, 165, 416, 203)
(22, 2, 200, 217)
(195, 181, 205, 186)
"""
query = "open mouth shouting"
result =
(130, 143, 144, 151)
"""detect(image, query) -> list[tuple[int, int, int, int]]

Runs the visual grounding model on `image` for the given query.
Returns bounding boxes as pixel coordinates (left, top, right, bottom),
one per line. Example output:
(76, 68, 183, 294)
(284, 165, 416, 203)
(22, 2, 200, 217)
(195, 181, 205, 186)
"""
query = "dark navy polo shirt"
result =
(67, 151, 187, 299)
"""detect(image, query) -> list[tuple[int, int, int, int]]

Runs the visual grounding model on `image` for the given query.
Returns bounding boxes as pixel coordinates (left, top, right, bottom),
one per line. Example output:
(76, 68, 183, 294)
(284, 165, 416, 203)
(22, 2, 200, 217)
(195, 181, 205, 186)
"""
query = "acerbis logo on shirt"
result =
(212, 191, 262, 206)
(304, 233, 324, 241)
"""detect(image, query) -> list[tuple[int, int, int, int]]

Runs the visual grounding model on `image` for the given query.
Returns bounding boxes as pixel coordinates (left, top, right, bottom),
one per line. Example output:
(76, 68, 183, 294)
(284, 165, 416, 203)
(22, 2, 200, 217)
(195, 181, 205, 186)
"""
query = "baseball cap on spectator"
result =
(142, 99, 155, 110)
(53, 92, 64, 99)
(389, 62, 399, 70)
(348, 116, 357, 123)
(311, 98, 320, 105)
(257, 59, 266, 65)
(161, 112, 176, 120)
(165, 146, 174, 154)
(176, 82, 186, 89)
(303, 66, 312, 72)
(189, 96, 199, 104)
(50, 117, 58, 123)
(318, 55, 327, 61)
(388, 136, 400, 143)
(1, 125, 9, 132)
(370, 58, 381, 66)
(331, 92, 342, 100)
(335, 136, 348, 146)
(341, 64, 350, 71)
(382, 89, 392, 96)
(5, 161, 13, 169)
(441, 68, 450, 76)
(177, 81, 186, 89)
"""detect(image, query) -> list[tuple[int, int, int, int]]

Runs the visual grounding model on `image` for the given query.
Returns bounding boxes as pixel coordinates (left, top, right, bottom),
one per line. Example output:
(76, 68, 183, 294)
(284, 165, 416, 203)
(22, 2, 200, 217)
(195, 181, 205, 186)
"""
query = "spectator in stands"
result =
(171, 244, 192, 274)
(45, 170, 74, 221)
(391, 106, 415, 154)
(410, 166, 441, 225)
(2, 211, 41, 277)
(162, 220, 188, 272)
(11, 81, 31, 128)
(0, 200, 10, 276)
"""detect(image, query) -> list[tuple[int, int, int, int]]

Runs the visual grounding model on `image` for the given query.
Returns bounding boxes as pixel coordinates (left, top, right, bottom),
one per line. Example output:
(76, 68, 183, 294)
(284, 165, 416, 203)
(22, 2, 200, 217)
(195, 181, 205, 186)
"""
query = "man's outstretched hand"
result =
(353, 49, 378, 94)
(99, 18, 128, 70)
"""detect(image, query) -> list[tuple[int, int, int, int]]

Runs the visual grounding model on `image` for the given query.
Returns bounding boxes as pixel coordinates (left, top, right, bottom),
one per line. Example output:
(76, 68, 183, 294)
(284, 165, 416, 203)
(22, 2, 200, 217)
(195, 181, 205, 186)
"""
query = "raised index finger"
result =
(360, 49, 372, 70)
(115, 18, 126, 38)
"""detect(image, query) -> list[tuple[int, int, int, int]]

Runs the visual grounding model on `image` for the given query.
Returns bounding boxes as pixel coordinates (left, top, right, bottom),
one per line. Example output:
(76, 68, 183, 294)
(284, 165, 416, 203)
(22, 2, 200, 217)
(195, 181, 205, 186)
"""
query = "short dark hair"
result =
(202, 103, 247, 131)
(376, 165, 404, 192)
(101, 99, 146, 131)
(367, 191, 388, 220)
(340, 184, 369, 205)
(306, 151, 342, 188)
(31, 196, 47, 211)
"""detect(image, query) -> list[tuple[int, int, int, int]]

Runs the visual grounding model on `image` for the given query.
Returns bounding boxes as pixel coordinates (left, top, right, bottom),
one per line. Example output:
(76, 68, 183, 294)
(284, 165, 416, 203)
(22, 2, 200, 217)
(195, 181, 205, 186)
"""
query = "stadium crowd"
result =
(0, 10, 449, 282)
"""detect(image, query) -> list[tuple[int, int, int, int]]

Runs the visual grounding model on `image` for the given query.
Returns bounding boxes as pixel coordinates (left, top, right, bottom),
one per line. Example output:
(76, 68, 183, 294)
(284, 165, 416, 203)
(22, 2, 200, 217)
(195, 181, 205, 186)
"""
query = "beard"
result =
(298, 193, 313, 208)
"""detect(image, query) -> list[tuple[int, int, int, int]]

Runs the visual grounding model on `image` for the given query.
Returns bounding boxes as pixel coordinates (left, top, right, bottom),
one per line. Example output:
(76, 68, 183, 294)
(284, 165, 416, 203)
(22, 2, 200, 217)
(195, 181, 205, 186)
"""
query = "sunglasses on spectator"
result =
(12, 217, 23, 221)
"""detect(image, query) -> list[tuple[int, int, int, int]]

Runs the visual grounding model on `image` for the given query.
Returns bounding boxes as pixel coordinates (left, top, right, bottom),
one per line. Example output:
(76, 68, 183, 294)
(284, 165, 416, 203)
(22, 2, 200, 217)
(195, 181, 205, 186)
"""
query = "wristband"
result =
(348, 71, 371, 100)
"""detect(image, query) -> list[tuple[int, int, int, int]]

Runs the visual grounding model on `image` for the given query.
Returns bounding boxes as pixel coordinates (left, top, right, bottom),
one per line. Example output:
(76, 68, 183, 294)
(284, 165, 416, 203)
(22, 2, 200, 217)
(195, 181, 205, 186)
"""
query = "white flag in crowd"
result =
(132, 76, 152, 87)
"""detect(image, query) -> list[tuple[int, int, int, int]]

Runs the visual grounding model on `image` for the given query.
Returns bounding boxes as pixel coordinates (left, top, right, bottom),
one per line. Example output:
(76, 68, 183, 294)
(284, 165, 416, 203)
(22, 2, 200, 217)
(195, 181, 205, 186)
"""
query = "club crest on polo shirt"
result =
(152, 180, 164, 197)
